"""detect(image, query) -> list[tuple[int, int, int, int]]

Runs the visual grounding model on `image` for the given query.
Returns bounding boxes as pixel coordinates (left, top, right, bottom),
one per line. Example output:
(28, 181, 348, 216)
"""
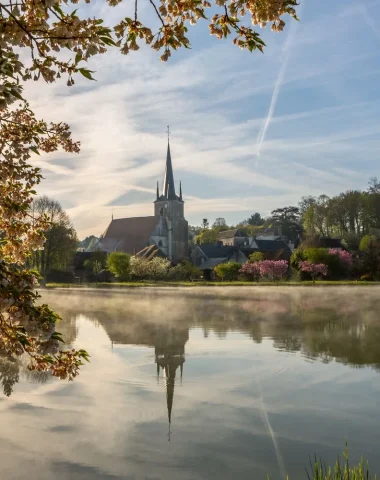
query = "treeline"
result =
(300, 177, 380, 249)
(192, 177, 380, 248)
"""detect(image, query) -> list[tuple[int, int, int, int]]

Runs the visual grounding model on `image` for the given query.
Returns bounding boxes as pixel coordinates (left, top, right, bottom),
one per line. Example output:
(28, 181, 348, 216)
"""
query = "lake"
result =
(1, 287, 380, 480)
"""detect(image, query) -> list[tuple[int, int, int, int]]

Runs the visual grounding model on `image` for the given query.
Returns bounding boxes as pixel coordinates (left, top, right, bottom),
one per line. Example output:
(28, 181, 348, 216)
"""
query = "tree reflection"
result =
(2, 288, 380, 397)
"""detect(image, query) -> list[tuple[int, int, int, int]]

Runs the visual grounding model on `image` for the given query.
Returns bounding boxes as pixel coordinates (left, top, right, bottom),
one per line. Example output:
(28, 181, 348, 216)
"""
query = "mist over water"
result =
(1, 287, 380, 480)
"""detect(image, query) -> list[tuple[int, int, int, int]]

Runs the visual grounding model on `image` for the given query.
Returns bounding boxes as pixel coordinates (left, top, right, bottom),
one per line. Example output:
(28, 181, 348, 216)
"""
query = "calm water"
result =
(1, 287, 380, 480)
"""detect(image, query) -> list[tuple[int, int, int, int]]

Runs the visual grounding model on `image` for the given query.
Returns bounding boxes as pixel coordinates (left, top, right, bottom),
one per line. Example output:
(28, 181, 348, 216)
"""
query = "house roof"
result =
(255, 239, 291, 252)
(197, 244, 236, 258)
(218, 229, 244, 239)
(319, 237, 344, 249)
(100, 216, 158, 254)
(199, 258, 228, 270)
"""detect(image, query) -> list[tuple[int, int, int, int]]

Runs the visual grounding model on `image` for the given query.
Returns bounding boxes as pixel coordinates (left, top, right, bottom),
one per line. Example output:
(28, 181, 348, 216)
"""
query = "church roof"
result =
(163, 142, 177, 200)
(101, 216, 158, 254)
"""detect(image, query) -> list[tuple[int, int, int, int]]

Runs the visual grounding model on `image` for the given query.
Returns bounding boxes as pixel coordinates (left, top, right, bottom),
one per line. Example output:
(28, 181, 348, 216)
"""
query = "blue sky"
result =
(28, 0, 380, 238)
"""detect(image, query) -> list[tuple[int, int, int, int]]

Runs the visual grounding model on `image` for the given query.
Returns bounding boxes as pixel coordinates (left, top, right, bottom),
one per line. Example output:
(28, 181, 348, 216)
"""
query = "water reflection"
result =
(1, 287, 380, 398)
(1, 287, 380, 480)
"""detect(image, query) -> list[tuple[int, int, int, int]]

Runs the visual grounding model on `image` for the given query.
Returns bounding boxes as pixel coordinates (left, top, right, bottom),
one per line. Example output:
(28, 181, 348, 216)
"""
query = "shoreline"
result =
(44, 281, 380, 289)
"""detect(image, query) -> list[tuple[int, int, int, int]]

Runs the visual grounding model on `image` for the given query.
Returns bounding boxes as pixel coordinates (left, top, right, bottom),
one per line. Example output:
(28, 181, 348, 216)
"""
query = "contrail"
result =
(255, 3, 305, 162)
(256, 378, 287, 479)
(361, 3, 380, 42)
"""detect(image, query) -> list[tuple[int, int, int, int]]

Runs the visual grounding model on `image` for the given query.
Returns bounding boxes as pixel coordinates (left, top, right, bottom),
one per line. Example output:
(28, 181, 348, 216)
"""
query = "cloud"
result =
(23, 0, 380, 237)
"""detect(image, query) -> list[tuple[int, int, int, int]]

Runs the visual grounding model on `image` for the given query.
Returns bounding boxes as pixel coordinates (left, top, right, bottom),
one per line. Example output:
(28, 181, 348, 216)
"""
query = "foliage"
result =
(303, 248, 340, 277)
(361, 241, 380, 280)
(329, 249, 353, 268)
(341, 233, 360, 251)
(147, 257, 171, 281)
(271, 206, 302, 240)
(300, 186, 380, 239)
(257, 260, 288, 282)
(195, 228, 220, 245)
(213, 218, 227, 228)
(239, 262, 260, 282)
(290, 248, 305, 268)
(169, 261, 201, 281)
(299, 261, 328, 282)
(0, 105, 89, 380)
(107, 252, 131, 280)
(304, 446, 376, 480)
(79, 236, 99, 251)
(130, 256, 150, 279)
(249, 251, 264, 263)
(214, 262, 242, 281)
(359, 235, 378, 252)
(241, 212, 265, 226)
(130, 256, 172, 281)
(29, 196, 78, 283)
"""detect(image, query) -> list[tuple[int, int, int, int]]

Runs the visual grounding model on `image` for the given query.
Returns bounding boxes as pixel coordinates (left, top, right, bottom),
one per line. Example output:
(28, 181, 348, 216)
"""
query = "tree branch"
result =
(148, 0, 165, 27)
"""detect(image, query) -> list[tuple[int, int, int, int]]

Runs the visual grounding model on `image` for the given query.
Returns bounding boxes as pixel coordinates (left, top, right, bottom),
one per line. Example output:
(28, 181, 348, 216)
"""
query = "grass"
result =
(269, 447, 377, 480)
(44, 280, 380, 289)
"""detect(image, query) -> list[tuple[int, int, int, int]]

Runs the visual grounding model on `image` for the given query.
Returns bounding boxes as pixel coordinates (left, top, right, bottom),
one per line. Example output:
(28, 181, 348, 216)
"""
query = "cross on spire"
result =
(166, 125, 170, 143)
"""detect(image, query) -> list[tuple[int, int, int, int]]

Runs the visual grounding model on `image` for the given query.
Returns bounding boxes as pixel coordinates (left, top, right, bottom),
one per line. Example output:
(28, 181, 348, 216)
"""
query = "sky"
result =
(27, 0, 380, 239)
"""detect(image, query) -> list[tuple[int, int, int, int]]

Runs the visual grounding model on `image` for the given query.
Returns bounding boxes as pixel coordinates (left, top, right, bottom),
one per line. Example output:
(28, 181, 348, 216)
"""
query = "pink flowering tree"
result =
(329, 249, 353, 268)
(299, 261, 328, 283)
(257, 260, 288, 282)
(240, 262, 260, 282)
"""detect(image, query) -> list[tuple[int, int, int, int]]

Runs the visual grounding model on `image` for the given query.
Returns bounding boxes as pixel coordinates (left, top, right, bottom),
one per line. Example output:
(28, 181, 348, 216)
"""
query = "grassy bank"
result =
(45, 280, 380, 288)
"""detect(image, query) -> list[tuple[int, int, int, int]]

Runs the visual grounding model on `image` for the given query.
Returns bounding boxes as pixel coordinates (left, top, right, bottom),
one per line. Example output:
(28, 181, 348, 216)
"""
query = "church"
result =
(98, 141, 188, 264)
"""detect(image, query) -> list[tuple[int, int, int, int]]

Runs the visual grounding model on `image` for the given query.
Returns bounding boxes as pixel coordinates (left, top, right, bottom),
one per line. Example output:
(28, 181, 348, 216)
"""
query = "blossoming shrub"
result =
(299, 261, 328, 282)
(328, 249, 353, 268)
(257, 260, 288, 282)
(239, 262, 260, 282)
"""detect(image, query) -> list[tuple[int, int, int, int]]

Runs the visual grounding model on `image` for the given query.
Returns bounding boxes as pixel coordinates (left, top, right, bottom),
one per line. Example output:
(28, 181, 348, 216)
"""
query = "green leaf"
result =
(99, 36, 117, 47)
(78, 68, 96, 81)
(52, 4, 65, 17)
(10, 89, 23, 100)
(30, 146, 40, 156)
(75, 52, 82, 64)
(51, 332, 65, 343)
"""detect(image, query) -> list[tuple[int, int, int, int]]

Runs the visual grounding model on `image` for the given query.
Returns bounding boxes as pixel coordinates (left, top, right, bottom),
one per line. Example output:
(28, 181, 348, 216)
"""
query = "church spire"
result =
(179, 181, 182, 201)
(163, 127, 176, 199)
(156, 181, 159, 200)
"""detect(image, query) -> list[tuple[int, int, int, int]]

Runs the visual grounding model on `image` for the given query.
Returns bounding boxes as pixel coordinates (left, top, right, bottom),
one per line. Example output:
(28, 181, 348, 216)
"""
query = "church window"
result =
(158, 240, 163, 247)
(160, 207, 164, 216)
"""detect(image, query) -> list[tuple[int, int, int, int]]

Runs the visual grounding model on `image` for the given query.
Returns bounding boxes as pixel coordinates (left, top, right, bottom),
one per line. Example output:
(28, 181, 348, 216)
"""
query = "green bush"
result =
(359, 234, 378, 252)
(214, 262, 242, 281)
(107, 252, 131, 280)
(290, 248, 305, 269)
(169, 261, 202, 281)
(249, 252, 264, 263)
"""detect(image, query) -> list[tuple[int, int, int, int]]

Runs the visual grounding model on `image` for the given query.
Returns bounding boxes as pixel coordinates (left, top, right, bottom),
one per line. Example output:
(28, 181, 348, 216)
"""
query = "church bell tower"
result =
(154, 130, 188, 263)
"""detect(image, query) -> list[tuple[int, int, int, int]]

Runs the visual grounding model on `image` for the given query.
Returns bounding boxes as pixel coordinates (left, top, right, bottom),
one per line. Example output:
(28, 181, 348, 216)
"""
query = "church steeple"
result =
(179, 181, 183, 201)
(156, 181, 159, 201)
(163, 140, 176, 200)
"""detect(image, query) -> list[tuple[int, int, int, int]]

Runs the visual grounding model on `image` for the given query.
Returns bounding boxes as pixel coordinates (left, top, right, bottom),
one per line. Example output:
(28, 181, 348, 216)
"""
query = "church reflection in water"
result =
(3, 288, 380, 401)
(155, 326, 187, 440)
(108, 320, 189, 440)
